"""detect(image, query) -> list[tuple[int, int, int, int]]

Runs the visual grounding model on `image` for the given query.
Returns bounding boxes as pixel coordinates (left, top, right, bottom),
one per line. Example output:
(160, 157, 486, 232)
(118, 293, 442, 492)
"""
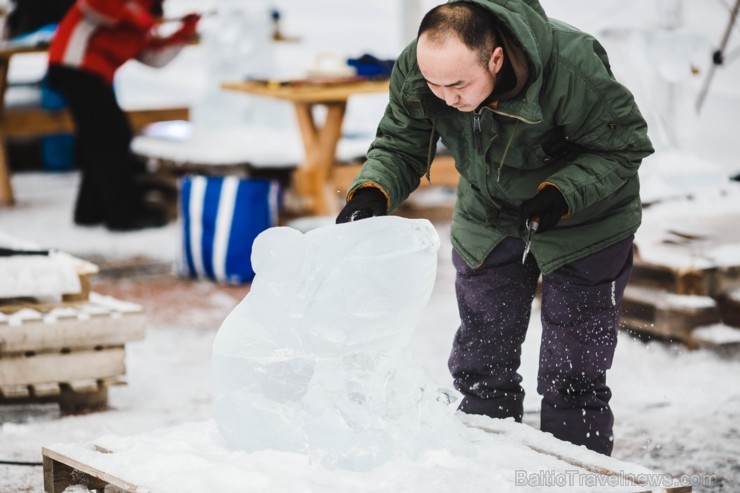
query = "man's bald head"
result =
(417, 2, 499, 67)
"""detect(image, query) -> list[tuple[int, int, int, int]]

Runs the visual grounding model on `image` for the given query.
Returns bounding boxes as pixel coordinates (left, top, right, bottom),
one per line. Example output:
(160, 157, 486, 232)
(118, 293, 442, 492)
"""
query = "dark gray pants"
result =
(449, 236, 634, 455)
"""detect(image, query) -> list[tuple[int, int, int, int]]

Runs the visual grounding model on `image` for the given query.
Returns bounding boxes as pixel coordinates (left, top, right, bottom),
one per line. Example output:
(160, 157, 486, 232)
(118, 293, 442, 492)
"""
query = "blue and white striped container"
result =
(179, 175, 280, 284)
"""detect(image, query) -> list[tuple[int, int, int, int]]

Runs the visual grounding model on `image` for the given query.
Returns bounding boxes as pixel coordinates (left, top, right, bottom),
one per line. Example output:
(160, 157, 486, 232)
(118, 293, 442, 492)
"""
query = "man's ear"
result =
(489, 46, 504, 75)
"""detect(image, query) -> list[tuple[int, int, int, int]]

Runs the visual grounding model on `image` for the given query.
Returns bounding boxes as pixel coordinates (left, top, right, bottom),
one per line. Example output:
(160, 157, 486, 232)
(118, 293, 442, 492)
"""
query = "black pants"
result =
(449, 236, 634, 456)
(47, 64, 143, 225)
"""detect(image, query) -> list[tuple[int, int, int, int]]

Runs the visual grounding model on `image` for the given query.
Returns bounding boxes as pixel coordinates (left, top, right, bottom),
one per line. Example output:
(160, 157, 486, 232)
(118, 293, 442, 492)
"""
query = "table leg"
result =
(0, 57, 15, 206)
(292, 101, 347, 216)
(0, 136, 14, 206)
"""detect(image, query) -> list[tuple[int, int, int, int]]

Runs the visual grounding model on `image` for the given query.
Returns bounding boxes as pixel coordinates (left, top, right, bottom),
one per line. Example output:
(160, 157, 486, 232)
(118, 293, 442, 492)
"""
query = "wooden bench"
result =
(131, 119, 459, 219)
(0, 43, 190, 206)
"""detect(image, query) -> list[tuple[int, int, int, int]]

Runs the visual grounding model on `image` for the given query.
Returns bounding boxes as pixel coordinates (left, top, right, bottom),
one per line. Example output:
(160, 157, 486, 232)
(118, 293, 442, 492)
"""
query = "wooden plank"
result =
(468, 417, 692, 492)
(0, 106, 188, 208)
(126, 107, 190, 131)
(32, 382, 61, 397)
(1, 378, 121, 408)
(140, 156, 252, 176)
(0, 299, 84, 315)
(462, 415, 692, 493)
(718, 291, 740, 328)
(61, 272, 92, 303)
(630, 261, 740, 298)
(43, 445, 143, 493)
(1, 107, 189, 137)
(0, 131, 12, 205)
(0, 311, 146, 353)
(1, 384, 30, 398)
(621, 286, 720, 343)
(714, 267, 740, 300)
(629, 261, 713, 296)
(1, 108, 74, 135)
(222, 79, 390, 103)
(58, 383, 109, 413)
(43, 454, 107, 493)
(0, 347, 126, 387)
(67, 379, 100, 394)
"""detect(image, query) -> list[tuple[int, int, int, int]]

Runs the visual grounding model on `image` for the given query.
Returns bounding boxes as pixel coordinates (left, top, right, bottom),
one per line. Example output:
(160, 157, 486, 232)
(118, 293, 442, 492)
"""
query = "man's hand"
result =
(336, 187, 387, 224)
(520, 186, 568, 234)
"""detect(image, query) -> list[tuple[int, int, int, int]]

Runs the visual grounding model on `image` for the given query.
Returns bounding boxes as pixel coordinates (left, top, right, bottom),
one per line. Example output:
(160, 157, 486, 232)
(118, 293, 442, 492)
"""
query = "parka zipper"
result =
(472, 110, 482, 155)
(424, 118, 437, 183)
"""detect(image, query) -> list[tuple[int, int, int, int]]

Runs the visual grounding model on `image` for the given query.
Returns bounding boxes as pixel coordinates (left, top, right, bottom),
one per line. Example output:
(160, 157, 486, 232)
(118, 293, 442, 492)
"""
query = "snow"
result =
(2, 0, 740, 491)
(729, 289, 740, 303)
(0, 253, 81, 299)
(44, 417, 668, 493)
(692, 324, 740, 345)
(634, 185, 740, 269)
(626, 286, 718, 311)
(4, 171, 738, 491)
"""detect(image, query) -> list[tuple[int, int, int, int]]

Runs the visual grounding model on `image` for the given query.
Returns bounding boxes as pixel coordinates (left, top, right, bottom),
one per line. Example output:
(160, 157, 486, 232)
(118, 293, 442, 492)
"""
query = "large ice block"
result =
(212, 216, 453, 469)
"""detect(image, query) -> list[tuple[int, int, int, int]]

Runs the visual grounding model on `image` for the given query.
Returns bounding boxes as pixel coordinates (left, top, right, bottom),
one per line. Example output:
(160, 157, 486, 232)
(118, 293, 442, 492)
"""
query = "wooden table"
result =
(0, 43, 190, 207)
(221, 78, 391, 216)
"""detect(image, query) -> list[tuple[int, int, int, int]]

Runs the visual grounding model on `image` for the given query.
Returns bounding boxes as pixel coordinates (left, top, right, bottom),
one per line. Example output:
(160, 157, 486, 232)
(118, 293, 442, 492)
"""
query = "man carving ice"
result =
(336, 0, 653, 455)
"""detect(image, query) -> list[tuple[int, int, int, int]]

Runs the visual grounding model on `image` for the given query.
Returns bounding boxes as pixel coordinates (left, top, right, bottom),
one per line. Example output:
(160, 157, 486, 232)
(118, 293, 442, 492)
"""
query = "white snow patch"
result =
(692, 324, 740, 345)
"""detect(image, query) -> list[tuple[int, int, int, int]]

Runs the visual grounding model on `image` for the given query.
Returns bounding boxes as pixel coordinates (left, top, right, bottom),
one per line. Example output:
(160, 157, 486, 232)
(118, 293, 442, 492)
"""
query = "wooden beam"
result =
(0, 347, 126, 387)
(620, 285, 720, 344)
(43, 447, 136, 493)
(0, 106, 189, 137)
(0, 311, 146, 352)
(0, 105, 190, 208)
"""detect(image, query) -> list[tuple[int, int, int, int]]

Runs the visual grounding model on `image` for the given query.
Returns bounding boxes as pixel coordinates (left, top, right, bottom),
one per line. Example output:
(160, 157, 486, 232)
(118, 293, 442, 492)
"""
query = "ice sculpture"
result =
(212, 216, 453, 469)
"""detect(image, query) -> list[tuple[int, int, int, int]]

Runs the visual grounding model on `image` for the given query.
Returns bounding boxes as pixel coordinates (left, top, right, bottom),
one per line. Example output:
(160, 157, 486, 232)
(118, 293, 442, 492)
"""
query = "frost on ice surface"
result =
(212, 216, 463, 469)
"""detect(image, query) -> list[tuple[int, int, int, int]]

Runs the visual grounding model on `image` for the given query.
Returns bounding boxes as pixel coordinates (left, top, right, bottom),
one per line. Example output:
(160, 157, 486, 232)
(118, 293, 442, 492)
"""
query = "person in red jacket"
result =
(47, 0, 200, 230)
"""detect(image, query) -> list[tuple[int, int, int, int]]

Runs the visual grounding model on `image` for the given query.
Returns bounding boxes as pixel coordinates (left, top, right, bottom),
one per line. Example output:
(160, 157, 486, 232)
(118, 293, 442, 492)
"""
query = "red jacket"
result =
(49, 0, 176, 85)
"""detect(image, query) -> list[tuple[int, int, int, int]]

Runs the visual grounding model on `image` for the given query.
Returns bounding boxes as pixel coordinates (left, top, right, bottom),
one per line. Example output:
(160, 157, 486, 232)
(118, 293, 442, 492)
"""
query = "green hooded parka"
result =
(348, 0, 654, 274)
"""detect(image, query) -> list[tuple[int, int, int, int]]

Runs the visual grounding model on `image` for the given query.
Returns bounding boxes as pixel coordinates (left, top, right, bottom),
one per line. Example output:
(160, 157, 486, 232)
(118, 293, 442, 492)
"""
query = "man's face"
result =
(417, 33, 502, 113)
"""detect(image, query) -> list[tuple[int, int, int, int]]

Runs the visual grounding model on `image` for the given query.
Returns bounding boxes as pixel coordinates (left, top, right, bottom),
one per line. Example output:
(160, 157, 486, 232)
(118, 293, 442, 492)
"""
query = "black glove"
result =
(520, 186, 568, 234)
(336, 187, 388, 224)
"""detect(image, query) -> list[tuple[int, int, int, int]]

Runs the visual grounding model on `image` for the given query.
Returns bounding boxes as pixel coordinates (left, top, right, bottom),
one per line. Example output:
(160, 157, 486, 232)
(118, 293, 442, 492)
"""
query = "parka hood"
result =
(447, 0, 554, 122)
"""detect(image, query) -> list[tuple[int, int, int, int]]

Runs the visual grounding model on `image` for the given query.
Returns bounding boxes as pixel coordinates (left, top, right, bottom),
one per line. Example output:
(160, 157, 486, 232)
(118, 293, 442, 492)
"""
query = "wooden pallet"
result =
(622, 224, 740, 346)
(0, 292, 146, 412)
(620, 285, 722, 345)
(629, 256, 740, 298)
(40, 418, 691, 493)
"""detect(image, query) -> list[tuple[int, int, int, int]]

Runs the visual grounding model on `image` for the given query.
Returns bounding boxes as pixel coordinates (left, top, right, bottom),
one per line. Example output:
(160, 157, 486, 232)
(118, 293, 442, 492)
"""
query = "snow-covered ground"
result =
(2, 0, 740, 491)
(1, 172, 739, 492)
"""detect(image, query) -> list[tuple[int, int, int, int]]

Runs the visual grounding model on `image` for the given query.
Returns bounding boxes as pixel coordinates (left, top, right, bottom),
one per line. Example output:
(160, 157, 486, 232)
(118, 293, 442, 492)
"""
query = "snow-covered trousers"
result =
(449, 235, 634, 456)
